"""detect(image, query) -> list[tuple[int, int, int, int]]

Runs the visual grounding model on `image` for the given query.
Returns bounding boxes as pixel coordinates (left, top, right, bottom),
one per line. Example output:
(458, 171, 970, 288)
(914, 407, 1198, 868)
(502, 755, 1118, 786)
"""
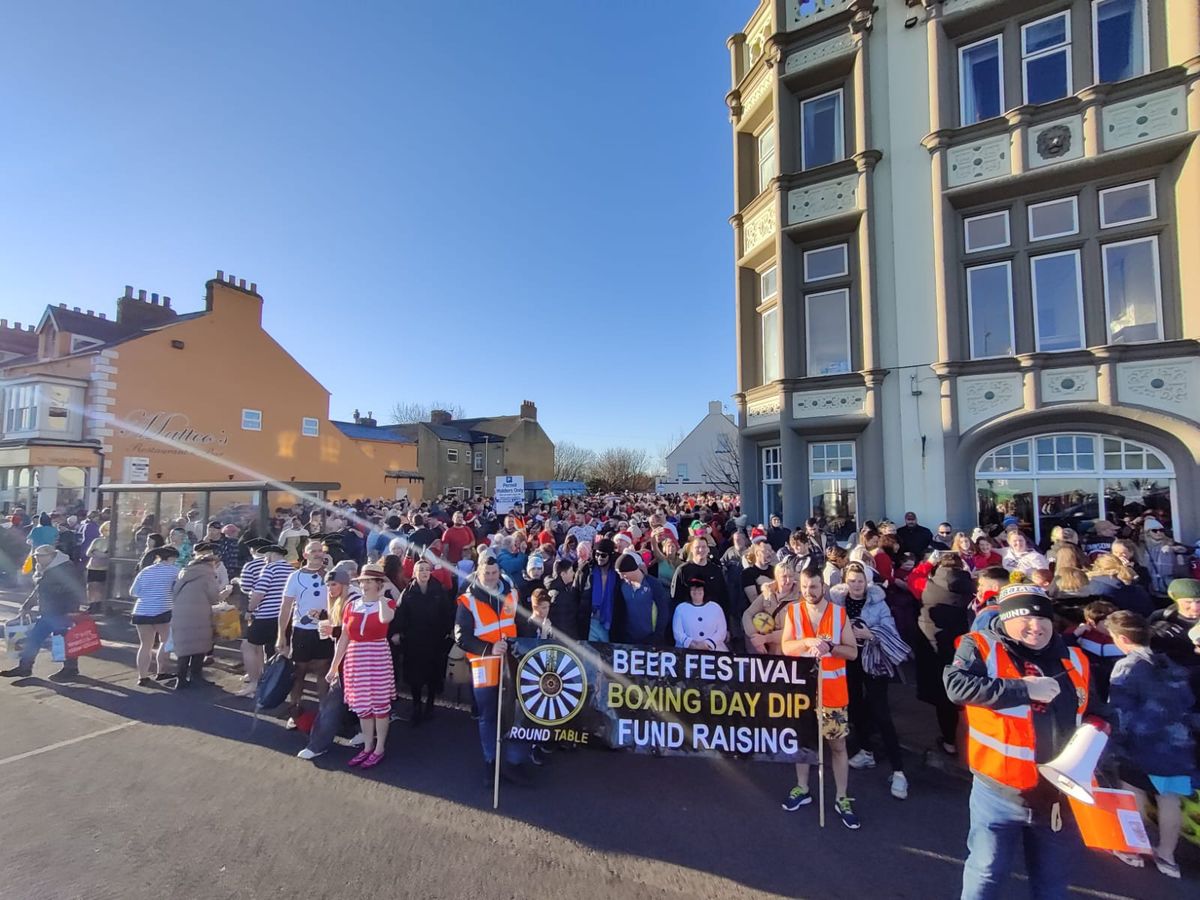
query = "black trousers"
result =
(847, 659, 904, 772)
(176, 653, 205, 681)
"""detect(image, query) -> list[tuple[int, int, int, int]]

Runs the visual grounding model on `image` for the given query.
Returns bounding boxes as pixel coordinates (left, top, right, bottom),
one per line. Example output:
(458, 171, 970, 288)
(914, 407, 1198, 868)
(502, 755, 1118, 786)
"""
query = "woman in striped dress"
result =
(327, 563, 396, 769)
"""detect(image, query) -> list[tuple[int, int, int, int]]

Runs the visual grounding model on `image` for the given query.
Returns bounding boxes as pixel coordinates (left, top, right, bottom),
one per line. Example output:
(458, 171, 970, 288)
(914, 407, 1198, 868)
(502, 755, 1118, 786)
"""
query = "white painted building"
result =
(659, 401, 741, 493)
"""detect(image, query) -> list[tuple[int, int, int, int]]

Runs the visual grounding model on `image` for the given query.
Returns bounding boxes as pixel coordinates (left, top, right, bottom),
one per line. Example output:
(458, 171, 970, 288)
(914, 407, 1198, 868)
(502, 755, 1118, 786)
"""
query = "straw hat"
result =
(352, 563, 387, 582)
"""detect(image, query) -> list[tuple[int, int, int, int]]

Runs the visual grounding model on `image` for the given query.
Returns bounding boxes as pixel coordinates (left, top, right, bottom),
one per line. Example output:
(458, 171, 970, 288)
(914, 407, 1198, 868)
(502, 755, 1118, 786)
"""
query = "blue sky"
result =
(0, 1, 749, 459)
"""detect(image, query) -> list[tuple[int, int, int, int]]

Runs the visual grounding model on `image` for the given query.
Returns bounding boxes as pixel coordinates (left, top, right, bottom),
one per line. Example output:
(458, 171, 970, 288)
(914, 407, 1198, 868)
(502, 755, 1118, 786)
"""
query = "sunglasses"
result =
(594, 552, 610, 558)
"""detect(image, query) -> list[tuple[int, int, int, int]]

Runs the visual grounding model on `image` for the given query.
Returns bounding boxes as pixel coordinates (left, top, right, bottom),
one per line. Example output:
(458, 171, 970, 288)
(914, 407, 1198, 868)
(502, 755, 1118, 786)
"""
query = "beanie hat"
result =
(324, 569, 351, 586)
(996, 584, 1054, 622)
(595, 538, 617, 557)
(1167, 578, 1200, 602)
(616, 552, 642, 574)
(1142, 517, 1164, 531)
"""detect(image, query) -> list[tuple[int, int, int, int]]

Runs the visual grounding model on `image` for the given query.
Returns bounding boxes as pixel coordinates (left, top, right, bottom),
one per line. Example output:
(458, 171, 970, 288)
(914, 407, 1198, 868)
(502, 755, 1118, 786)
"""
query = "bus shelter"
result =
(96, 480, 339, 602)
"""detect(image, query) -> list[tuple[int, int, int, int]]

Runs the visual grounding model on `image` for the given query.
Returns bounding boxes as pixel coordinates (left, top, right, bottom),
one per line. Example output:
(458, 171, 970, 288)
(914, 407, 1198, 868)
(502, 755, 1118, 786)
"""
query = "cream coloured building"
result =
(729, 0, 1199, 543)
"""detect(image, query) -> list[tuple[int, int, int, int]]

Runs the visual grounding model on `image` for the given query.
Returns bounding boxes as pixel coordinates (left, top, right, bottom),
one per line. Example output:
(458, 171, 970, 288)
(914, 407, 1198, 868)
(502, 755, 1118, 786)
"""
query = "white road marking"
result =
(0, 720, 138, 768)
(900, 848, 1137, 899)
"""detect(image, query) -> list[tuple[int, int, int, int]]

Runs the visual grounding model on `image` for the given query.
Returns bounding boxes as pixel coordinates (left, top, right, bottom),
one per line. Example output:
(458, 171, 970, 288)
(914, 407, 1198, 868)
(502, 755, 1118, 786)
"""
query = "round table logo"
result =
(516, 644, 587, 726)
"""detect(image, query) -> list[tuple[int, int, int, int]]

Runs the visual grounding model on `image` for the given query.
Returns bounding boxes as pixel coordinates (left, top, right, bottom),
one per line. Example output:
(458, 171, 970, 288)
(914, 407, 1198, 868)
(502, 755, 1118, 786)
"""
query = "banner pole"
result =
(817, 655, 825, 829)
(492, 651, 506, 811)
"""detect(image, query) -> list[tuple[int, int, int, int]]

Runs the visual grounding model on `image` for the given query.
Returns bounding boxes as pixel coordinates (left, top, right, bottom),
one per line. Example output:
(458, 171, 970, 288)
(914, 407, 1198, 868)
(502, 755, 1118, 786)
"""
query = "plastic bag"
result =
(211, 605, 242, 641)
(4, 618, 31, 661)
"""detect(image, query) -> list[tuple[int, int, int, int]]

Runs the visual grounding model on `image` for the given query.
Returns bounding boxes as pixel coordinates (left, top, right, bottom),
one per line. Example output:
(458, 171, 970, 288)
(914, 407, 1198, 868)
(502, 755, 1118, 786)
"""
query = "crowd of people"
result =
(3, 490, 1199, 891)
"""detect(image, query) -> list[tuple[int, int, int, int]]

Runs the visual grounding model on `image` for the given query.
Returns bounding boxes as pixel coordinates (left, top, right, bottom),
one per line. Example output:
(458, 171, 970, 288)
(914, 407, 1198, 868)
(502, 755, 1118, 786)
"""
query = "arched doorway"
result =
(975, 433, 1176, 545)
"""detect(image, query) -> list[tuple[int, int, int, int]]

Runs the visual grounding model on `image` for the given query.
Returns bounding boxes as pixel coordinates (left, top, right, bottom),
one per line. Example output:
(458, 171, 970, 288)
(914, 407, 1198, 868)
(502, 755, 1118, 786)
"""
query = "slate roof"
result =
(331, 421, 417, 443)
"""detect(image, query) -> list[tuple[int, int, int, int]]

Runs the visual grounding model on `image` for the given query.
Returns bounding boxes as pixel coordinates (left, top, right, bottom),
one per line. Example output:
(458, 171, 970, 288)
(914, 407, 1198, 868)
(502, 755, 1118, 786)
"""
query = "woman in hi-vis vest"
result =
(945, 584, 1108, 900)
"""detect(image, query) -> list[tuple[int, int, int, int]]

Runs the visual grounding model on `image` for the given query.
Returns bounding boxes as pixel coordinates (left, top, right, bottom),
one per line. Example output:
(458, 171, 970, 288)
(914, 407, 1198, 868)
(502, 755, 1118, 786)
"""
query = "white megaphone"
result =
(1038, 722, 1108, 805)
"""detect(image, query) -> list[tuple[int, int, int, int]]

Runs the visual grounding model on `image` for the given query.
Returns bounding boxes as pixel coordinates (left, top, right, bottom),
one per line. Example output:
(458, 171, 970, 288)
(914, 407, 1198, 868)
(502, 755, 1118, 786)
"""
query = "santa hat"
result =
(750, 527, 767, 543)
(616, 531, 634, 546)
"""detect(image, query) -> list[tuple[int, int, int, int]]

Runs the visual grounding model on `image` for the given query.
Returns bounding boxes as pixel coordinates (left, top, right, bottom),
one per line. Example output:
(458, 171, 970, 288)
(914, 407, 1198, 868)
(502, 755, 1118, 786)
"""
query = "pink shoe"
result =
(347, 749, 372, 767)
(358, 751, 385, 770)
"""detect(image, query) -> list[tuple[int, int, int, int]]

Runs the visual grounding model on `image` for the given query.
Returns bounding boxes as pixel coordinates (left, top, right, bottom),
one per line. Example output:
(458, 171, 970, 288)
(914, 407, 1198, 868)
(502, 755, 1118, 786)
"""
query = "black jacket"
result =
(919, 566, 973, 655)
(896, 524, 934, 559)
(670, 560, 729, 615)
(545, 575, 588, 642)
(394, 578, 456, 685)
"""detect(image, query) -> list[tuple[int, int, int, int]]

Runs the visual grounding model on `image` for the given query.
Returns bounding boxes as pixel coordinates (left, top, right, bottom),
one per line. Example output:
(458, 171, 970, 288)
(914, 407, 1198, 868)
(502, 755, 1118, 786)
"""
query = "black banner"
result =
(506, 640, 819, 763)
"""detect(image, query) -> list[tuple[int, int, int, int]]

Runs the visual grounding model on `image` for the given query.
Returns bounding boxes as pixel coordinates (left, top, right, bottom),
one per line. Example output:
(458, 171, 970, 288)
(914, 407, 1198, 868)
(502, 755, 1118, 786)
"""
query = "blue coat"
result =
(1109, 647, 1198, 781)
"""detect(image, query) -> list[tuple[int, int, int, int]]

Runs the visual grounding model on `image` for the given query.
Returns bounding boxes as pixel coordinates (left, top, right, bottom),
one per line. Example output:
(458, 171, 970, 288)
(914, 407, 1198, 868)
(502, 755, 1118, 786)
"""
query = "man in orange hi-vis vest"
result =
(780, 566, 861, 829)
(453, 556, 530, 787)
(945, 584, 1108, 900)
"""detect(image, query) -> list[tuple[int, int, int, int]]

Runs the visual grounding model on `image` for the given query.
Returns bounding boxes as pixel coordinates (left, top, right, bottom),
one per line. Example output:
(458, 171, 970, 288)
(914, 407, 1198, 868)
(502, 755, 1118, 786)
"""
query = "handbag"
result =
(256, 654, 295, 711)
(4, 617, 32, 661)
(64, 614, 102, 658)
(305, 681, 347, 756)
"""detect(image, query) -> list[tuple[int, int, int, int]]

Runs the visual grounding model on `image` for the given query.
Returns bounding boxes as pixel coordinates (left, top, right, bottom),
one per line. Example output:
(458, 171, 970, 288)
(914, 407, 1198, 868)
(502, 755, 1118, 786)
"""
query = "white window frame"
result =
(1099, 179, 1157, 228)
(803, 244, 849, 282)
(800, 88, 844, 171)
(1027, 196, 1080, 242)
(809, 441, 857, 477)
(676, 463, 689, 480)
(804, 288, 852, 378)
(966, 260, 1016, 360)
(69, 335, 102, 353)
(447, 447, 459, 463)
(761, 305, 781, 383)
(473, 451, 484, 471)
(958, 34, 1005, 125)
(300, 417, 319, 438)
(1030, 249, 1086, 352)
(1101, 235, 1164, 343)
(241, 409, 262, 431)
(757, 123, 776, 194)
(759, 265, 778, 303)
(1092, 0, 1150, 84)
(1021, 11, 1073, 104)
(761, 446, 782, 482)
(964, 210, 1011, 253)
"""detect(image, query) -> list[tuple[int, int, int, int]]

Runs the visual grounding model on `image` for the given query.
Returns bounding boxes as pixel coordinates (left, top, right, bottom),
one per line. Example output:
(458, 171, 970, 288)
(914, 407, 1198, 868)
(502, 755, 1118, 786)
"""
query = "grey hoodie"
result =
(31, 551, 83, 618)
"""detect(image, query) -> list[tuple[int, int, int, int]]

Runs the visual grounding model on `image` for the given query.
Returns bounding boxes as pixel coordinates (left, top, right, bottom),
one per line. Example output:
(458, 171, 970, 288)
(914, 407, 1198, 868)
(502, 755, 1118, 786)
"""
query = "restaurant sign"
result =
(118, 410, 229, 457)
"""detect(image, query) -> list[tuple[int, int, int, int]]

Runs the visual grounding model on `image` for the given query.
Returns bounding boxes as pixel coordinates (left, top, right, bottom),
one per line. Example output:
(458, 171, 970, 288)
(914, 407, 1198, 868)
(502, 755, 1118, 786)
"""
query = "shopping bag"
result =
(1069, 788, 1153, 855)
(256, 654, 295, 711)
(21, 554, 33, 575)
(65, 614, 102, 659)
(305, 681, 347, 756)
(211, 605, 242, 641)
(51, 634, 66, 663)
(4, 618, 31, 661)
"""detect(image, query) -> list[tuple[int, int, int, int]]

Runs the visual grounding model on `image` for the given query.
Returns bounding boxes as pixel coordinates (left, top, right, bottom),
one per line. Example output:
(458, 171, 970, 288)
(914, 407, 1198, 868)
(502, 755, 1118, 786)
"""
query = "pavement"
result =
(0, 589, 1196, 900)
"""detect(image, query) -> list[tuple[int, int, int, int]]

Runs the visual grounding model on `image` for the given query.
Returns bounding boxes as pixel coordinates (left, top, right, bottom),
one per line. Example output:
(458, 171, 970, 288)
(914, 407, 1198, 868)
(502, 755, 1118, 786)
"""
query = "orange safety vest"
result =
(962, 631, 1090, 790)
(458, 588, 517, 688)
(789, 601, 849, 708)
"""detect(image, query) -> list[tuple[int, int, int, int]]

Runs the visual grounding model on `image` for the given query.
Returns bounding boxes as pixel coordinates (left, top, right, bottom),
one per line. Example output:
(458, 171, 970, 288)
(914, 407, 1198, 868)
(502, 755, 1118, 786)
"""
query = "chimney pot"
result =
(86, 309, 94, 316)
(26, 324, 33, 331)
(99, 313, 107, 319)
(250, 282, 257, 293)
(216, 270, 224, 280)
(0, 319, 7, 328)
(238, 278, 246, 289)
(151, 292, 158, 302)
(73, 306, 80, 312)
(124, 285, 134, 299)
(163, 297, 171, 308)
(14, 322, 20, 329)
(59, 302, 66, 308)
(227, 274, 236, 284)
(137, 290, 146, 301)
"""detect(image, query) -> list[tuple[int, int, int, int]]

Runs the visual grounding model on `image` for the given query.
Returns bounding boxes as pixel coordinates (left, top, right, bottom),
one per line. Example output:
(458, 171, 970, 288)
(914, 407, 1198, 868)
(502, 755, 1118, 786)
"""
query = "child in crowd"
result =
(1073, 600, 1122, 699)
(1107, 610, 1198, 880)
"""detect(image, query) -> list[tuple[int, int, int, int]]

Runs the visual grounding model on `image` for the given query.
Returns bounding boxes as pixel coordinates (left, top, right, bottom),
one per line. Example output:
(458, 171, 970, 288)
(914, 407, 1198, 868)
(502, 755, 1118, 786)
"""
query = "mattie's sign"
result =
(118, 410, 230, 457)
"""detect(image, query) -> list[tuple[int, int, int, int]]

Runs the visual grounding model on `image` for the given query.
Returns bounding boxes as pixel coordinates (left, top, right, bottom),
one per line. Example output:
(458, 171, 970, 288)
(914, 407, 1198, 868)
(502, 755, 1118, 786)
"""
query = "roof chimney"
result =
(118, 286, 180, 329)
(353, 408, 361, 424)
(708, 400, 723, 415)
(520, 400, 537, 421)
(430, 409, 452, 425)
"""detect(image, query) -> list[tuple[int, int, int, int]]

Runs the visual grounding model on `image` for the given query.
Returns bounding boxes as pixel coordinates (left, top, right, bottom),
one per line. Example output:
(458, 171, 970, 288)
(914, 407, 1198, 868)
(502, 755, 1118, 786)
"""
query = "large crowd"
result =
(3, 491, 1199, 893)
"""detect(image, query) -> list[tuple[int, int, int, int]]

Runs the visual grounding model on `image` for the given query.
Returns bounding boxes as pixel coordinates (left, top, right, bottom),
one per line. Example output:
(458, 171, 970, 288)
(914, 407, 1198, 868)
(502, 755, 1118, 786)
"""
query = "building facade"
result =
(729, 0, 1200, 543)
(0, 272, 413, 514)
(332, 402, 555, 500)
(658, 401, 741, 493)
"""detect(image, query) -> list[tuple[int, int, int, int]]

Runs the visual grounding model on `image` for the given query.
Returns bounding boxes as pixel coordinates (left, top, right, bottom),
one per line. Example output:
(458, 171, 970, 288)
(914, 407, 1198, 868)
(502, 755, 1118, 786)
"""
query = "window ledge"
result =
(933, 339, 1200, 378)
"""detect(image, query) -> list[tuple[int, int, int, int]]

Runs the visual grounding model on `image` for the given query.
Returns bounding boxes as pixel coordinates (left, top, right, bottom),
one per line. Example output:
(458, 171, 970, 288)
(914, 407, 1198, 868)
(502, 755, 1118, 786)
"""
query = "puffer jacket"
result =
(1109, 647, 1198, 781)
(828, 582, 894, 632)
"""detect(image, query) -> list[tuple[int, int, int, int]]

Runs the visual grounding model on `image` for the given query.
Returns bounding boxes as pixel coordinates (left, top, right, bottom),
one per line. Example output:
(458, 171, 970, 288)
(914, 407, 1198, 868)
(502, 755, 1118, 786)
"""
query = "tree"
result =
(587, 447, 656, 494)
(389, 401, 466, 424)
(554, 442, 597, 483)
(701, 431, 741, 494)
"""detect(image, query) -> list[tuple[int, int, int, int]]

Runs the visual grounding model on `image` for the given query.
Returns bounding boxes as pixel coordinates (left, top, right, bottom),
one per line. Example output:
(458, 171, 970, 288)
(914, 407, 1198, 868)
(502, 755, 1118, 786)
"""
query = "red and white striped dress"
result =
(341, 598, 396, 719)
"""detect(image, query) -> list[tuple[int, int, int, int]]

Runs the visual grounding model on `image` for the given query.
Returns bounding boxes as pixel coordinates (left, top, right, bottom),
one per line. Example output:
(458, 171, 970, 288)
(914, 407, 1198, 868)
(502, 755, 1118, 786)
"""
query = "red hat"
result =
(539, 533, 556, 546)
(616, 530, 634, 545)
(750, 527, 767, 543)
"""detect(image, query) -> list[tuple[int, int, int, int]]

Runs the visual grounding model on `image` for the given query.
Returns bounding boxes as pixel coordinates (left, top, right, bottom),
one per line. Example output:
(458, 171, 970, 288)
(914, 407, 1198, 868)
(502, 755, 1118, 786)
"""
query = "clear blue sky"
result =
(0, 1, 748, 460)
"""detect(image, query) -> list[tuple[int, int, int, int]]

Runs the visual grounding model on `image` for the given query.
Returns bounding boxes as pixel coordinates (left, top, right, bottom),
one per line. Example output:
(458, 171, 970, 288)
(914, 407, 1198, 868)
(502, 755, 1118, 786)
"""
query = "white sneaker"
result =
(890, 771, 909, 800)
(296, 747, 324, 761)
(235, 683, 257, 698)
(848, 750, 876, 770)
(241, 674, 251, 683)
(285, 717, 297, 730)
(348, 733, 365, 748)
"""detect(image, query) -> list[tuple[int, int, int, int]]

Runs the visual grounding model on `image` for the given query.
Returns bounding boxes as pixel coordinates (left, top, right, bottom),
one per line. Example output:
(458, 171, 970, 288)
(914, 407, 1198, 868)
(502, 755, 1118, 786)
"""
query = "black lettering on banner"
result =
(506, 639, 818, 764)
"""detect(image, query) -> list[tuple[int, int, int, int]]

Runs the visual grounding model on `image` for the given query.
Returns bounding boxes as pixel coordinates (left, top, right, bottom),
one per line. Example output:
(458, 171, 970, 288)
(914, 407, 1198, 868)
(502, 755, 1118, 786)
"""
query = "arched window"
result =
(975, 433, 1175, 545)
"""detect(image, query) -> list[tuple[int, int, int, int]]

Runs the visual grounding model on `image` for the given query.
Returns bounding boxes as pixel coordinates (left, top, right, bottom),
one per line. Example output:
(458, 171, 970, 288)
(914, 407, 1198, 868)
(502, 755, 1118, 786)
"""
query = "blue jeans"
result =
(472, 682, 527, 766)
(962, 779, 1069, 900)
(20, 614, 73, 667)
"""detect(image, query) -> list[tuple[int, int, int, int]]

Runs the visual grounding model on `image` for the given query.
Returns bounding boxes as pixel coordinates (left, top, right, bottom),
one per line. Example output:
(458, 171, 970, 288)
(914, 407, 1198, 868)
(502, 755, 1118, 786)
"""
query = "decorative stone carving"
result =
(741, 73, 772, 116)
(941, 0, 1001, 12)
(946, 134, 1010, 186)
(1116, 358, 1200, 421)
(786, 0, 849, 31)
(747, 396, 782, 425)
(1040, 366, 1097, 403)
(792, 388, 866, 419)
(1028, 115, 1083, 168)
(956, 374, 1024, 433)
(1102, 86, 1187, 151)
(787, 175, 858, 225)
(784, 33, 855, 76)
(743, 204, 776, 254)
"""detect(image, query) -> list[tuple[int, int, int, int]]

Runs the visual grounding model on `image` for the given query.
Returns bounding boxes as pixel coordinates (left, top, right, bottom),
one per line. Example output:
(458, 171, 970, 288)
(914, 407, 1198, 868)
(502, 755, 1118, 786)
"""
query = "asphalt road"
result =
(0, 604, 1195, 900)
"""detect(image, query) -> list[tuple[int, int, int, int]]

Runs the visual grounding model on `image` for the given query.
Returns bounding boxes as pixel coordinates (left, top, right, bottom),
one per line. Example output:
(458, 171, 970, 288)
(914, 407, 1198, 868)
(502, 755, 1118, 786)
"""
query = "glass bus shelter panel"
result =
(266, 490, 327, 538)
(158, 492, 208, 536)
(114, 491, 159, 558)
(207, 491, 262, 538)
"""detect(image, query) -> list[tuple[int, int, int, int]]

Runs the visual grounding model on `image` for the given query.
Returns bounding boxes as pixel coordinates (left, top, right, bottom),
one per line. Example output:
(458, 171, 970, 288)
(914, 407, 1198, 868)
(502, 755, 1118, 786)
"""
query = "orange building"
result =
(0, 271, 421, 515)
